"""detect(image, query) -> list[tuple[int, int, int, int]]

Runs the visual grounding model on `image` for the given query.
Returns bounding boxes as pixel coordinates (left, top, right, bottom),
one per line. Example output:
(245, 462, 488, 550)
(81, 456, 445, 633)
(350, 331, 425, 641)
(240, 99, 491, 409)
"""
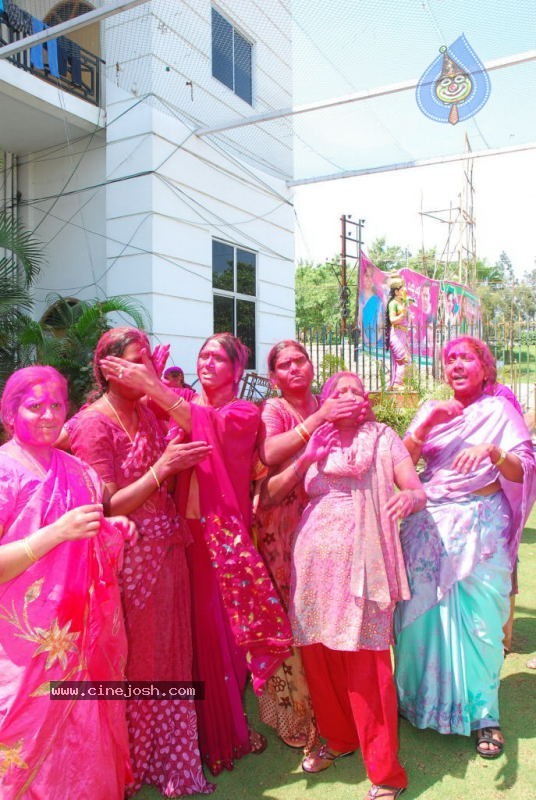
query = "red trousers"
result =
(301, 644, 407, 788)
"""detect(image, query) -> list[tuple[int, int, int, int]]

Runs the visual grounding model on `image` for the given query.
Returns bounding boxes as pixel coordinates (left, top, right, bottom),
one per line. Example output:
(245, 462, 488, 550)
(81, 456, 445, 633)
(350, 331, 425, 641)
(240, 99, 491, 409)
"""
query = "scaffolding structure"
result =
(419, 135, 478, 287)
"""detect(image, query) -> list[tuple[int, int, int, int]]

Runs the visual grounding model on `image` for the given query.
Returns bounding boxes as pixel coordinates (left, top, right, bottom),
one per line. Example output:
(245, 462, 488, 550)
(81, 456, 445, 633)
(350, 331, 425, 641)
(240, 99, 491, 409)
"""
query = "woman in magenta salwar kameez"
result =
(0, 366, 134, 800)
(69, 328, 214, 797)
(101, 332, 293, 775)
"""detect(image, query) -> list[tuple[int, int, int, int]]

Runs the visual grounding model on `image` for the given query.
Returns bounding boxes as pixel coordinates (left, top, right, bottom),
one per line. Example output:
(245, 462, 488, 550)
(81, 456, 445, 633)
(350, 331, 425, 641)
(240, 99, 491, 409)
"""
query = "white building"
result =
(0, 0, 295, 378)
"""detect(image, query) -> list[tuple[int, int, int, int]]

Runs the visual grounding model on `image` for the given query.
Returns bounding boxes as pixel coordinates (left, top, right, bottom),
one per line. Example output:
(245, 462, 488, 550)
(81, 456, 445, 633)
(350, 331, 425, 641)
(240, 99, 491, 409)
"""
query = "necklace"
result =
(281, 395, 319, 423)
(103, 394, 136, 444)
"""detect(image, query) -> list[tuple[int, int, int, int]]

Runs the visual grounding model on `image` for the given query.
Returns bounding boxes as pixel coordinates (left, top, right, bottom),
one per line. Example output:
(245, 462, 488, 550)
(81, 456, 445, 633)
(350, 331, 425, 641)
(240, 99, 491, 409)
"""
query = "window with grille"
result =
(212, 240, 256, 369)
(211, 7, 252, 105)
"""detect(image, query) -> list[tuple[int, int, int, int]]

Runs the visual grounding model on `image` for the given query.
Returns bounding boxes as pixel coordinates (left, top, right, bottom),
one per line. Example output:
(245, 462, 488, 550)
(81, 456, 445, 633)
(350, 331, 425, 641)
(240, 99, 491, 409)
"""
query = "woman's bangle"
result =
(410, 432, 425, 446)
(167, 396, 184, 413)
(493, 448, 507, 467)
(22, 536, 39, 563)
(149, 465, 161, 489)
(294, 423, 311, 444)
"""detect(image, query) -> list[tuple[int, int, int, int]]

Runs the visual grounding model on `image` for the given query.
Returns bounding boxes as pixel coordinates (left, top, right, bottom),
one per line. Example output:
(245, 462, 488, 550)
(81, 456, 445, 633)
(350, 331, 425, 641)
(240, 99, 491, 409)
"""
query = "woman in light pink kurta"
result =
(284, 372, 425, 800)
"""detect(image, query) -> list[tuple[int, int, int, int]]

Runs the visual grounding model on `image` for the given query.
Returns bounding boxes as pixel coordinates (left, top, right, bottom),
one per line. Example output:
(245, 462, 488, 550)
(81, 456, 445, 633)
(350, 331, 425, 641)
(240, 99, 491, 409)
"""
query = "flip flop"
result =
(475, 726, 504, 759)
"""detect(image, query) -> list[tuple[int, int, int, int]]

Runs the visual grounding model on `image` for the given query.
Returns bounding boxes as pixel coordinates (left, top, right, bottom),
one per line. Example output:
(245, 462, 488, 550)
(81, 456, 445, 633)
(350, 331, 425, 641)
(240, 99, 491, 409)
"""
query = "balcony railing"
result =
(0, 4, 102, 106)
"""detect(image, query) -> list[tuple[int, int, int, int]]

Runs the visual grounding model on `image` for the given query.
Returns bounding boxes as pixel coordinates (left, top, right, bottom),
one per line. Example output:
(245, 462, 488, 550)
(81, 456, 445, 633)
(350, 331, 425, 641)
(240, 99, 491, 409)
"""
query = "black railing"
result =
(297, 321, 536, 411)
(0, 7, 102, 106)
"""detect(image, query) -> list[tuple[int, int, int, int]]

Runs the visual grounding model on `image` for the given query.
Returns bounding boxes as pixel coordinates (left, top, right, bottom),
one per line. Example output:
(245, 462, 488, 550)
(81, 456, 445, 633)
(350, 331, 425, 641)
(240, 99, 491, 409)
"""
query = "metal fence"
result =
(297, 321, 536, 411)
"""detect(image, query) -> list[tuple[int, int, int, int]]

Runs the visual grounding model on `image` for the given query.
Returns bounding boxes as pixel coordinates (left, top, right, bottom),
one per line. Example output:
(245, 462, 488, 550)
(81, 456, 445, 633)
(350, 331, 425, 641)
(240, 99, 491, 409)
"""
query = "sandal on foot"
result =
(365, 785, 406, 800)
(302, 744, 354, 773)
(249, 729, 268, 755)
(475, 727, 504, 759)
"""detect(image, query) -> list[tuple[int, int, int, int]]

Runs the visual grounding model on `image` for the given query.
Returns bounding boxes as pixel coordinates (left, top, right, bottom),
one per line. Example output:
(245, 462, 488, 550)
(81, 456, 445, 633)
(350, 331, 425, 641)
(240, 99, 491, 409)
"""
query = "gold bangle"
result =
(410, 432, 424, 446)
(295, 423, 311, 444)
(22, 536, 39, 563)
(167, 396, 184, 412)
(149, 465, 161, 489)
(494, 448, 507, 467)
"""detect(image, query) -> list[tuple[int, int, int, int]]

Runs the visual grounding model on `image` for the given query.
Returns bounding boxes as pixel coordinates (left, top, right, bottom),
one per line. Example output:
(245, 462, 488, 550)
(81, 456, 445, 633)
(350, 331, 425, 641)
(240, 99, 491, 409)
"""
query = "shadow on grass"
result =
(520, 525, 536, 545)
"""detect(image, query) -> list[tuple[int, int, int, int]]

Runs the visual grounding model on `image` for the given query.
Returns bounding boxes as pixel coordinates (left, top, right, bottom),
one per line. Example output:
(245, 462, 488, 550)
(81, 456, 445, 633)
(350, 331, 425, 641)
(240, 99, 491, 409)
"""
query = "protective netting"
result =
(93, 0, 536, 183)
(10, 0, 536, 182)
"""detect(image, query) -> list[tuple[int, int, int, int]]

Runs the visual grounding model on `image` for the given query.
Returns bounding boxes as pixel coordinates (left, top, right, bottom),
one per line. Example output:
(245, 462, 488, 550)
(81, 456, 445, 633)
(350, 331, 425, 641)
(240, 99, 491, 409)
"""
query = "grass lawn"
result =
(134, 510, 536, 800)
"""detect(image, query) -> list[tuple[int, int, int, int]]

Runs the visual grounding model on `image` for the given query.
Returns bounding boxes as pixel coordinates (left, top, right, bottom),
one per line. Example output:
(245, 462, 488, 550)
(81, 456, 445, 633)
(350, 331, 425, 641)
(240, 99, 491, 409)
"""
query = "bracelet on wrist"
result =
(22, 536, 39, 563)
(167, 396, 184, 413)
(294, 423, 311, 444)
(149, 465, 161, 489)
(493, 448, 507, 467)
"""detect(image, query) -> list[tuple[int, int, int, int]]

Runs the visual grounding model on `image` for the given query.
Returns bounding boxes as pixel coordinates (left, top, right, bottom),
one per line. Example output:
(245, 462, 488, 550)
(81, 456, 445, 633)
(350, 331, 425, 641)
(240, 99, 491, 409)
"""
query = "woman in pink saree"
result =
(0, 366, 134, 800)
(255, 340, 364, 752)
(101, 332, 293, 775)
(68, 328, 213, 797)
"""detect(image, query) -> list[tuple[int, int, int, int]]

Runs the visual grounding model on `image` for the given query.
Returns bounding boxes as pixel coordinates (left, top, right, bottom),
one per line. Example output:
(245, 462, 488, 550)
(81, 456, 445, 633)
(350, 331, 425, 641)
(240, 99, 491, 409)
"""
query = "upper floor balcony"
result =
(1, 0, 102, 104)
(0, 0, 104, 154)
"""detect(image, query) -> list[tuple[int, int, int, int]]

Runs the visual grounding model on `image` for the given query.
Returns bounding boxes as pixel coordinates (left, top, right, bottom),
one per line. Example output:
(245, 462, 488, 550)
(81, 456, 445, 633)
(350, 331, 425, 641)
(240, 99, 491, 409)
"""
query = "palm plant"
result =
(0, 213, 44, 383)
(21, 294, 149, 410)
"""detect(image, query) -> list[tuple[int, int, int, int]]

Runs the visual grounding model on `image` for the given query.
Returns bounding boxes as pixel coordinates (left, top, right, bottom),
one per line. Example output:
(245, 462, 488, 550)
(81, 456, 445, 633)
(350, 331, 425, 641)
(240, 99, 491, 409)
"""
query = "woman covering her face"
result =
(395, 336, 536, 760)
(279, 371, 425, 800)
(98, 331, 292, 775)
(0, 366, 135, 799)
(68, 328, 213, 797)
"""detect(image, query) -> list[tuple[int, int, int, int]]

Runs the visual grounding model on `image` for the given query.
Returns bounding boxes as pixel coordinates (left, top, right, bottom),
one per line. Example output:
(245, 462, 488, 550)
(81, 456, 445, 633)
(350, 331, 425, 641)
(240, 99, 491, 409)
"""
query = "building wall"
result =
(13, 0, 295, 381)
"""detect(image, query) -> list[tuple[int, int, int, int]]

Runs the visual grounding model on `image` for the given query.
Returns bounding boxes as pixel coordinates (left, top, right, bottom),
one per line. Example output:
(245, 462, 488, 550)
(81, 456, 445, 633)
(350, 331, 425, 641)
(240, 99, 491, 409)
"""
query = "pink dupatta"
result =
(177, 398, 292, 693)
(0, 449, 130, 799)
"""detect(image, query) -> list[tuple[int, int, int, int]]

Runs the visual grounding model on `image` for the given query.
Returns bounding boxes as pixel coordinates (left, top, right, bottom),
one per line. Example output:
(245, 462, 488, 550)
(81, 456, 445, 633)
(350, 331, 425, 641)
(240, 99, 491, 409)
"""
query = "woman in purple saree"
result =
(0, 366, 134, 800)
(395, 337, 536, 760)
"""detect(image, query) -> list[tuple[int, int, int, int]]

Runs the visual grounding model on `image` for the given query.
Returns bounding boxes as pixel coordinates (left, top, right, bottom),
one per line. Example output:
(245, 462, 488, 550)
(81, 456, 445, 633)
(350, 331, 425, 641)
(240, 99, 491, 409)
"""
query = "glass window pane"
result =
(212, 8, 233, 91)
(214, 294, 234, 335)
(234, 30, 252, 104)
(236, 249, 256, 296)
(212, 240, 234, 291)
(237, 299, 256, 369)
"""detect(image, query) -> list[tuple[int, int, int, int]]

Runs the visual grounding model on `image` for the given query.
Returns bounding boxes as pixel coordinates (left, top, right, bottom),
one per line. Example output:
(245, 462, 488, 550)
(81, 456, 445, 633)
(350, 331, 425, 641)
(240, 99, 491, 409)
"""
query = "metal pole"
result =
(196, 50, 536, 137)
(340, 215, 348, 335)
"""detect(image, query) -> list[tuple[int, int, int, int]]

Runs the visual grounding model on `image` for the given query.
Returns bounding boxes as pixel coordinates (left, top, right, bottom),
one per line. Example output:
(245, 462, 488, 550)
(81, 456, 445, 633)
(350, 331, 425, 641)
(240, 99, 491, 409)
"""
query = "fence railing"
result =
(0, 6, 102, 106)
(297, 321, 536, 411)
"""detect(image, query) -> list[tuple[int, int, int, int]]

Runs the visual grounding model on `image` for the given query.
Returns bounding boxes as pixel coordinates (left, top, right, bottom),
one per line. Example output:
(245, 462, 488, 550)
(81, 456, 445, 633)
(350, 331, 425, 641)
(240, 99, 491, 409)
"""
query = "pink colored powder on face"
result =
(12, 381, 67, 449)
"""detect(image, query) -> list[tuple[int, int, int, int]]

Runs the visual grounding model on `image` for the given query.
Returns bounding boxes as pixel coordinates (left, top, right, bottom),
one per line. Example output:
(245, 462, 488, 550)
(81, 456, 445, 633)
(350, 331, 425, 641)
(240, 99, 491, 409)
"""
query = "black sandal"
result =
(475, 726, 504, 759)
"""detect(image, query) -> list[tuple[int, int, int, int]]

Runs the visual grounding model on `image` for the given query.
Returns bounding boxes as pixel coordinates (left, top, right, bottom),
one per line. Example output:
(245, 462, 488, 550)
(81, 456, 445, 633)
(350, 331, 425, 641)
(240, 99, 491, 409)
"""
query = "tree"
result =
(367, 237, 406, 271)
(295, 260, 344, 329)
(21, 295, 148, 410)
